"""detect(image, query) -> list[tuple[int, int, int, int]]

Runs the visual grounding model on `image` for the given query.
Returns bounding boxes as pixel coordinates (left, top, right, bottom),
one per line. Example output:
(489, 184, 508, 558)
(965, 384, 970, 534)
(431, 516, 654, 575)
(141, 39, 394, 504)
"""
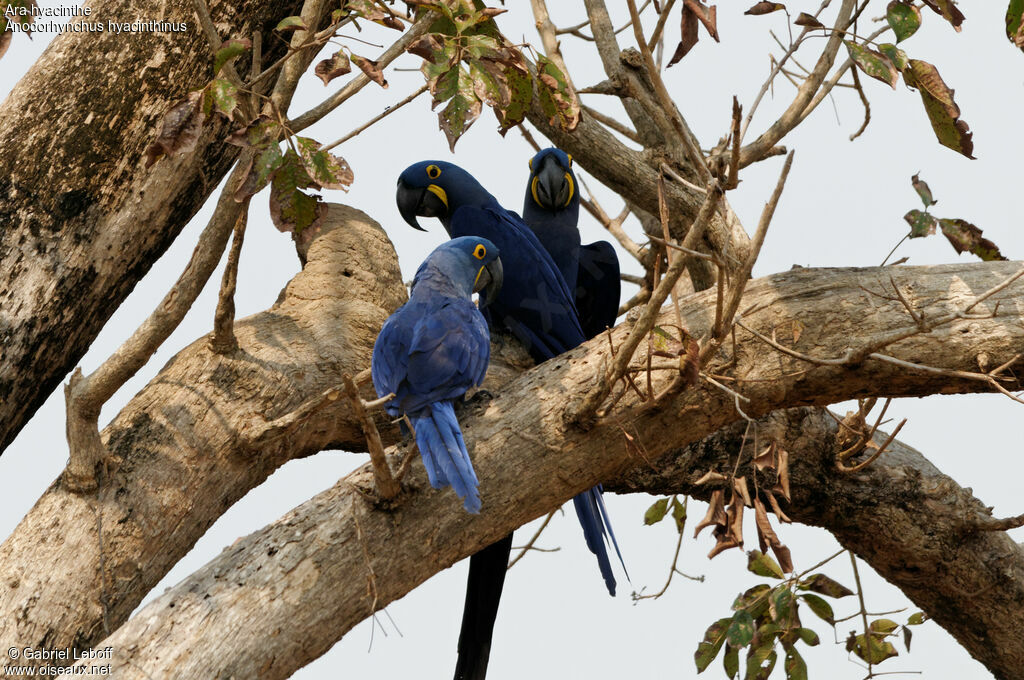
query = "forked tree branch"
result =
(72, 258, 1024, 680)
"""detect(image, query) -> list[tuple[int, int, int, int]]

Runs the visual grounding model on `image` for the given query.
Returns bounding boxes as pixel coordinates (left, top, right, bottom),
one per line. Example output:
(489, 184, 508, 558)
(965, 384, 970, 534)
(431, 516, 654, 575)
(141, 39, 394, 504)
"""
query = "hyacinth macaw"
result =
(371, 237, 504, 514)
(396, 160, 625, 680)
(523, 147, 622, 339)
(522, 147, 628, 600)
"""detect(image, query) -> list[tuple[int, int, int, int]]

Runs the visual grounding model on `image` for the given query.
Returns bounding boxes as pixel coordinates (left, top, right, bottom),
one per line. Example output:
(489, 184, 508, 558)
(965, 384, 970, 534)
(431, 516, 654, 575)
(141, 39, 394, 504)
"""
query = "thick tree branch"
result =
(0, 206, 407, 666)
(69, 259, 1024, 679)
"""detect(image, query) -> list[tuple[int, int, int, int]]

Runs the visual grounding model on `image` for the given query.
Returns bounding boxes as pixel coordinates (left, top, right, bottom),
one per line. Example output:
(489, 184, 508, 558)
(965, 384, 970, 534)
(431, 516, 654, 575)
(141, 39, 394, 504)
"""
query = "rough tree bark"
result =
(37, 243, 1020, 679)
(0, 0, 305, 453)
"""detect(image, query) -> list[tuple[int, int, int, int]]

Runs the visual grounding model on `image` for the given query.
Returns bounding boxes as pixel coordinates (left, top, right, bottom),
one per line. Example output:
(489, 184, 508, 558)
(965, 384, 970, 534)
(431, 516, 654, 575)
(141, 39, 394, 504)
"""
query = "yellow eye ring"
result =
(426, 164, 442, 179)
(473, 244, 487, 260)
(566, 153, 573, 166)
(528, 158, 533, 171)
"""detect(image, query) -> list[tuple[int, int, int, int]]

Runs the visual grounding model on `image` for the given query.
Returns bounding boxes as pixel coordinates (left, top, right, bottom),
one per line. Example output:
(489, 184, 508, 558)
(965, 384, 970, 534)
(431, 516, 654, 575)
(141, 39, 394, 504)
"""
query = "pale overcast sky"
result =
(2, 3, 1022, 679)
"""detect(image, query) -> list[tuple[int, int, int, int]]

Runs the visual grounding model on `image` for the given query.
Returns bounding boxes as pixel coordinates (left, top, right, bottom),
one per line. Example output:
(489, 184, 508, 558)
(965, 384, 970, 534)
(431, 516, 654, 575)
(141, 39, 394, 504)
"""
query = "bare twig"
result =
(507, 510, 559, 569)
(343, 373, 400, 500)
(321, 84, 429, 152)
(701, 151, 794, 365)
(578, 177, 644, 262)
(270, 0, 333, 111)
(740, 0, 855, 167)
(210, 202, 249, 354)
(581, 104, 642, 144)
(850, 551, 874, 678)
(531, 0, 576, 93)
(971, 512, 1024, 532)
(289, 13, 432, 133)
(189, 0, 246, 94)
(848, 66, 871, 141)
(63, 151, 253, 492)
(646, 0, 678, 52)
(572, 182, 723, 426)
(726, 96, 741, 189)
(625, 0, 710, 181)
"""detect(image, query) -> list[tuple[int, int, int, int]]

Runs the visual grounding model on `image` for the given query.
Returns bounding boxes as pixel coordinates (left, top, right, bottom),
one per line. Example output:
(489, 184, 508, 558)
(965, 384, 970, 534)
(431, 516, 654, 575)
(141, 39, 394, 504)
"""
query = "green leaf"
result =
(274, 15, 307, 32)
(671, 496, 688, 532)
(437, 66, 482, 151)
(902, 624, 913, 651)
(744, 646, 777, 680)
(490, 61, 532, 134)
(269, 150, 326, 235)
(939, 218, 1008, 261)
(784, 646, 807, 680)
(878, 43, 909, 71)
(695, 618, 732, 672)
(724, 645, 740, 679)
(645, 498, 670, 525)
(733, 584, 771, 618)
(462, 33, 502, 59)
(870, 618, 900, 635)
(769, 586, 794, 623)
(747, 550, 785, 579)
(847, 633, 899, 664)
(1009, 0, 1024, 51)
(797, 627, 820, 646)
(886, 1, 922, 42)
(844, 40, 898, 88)
(535, 55, 580, 132)
(294, 136, 353, 191)
(206, 78, 239, 118)
(904, 59, 975, 159)
(728, 611, 756, 648)
(214, 38, 251, 76)
(799, 593, 835, 626)
(798, 574, 854, 598)
(904, 209, 937, 237)
(907, 611, 928, 625)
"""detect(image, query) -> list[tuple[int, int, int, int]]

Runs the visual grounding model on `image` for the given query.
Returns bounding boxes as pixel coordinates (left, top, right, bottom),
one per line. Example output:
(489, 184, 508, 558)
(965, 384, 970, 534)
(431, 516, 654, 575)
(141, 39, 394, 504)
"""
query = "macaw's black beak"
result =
(473, 257, 504, 308)
(396, 178, 448, 231)
(534, 157, 573, 210)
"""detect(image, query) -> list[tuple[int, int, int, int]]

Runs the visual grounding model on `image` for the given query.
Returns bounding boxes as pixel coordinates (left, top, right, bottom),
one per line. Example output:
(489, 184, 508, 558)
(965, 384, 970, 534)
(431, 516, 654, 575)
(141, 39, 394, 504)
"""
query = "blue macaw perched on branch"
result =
(396, 160, 625, 680)
(523, 148, 622, 339)
(522, 147, 628, 605)
(371, 237, 504, 514)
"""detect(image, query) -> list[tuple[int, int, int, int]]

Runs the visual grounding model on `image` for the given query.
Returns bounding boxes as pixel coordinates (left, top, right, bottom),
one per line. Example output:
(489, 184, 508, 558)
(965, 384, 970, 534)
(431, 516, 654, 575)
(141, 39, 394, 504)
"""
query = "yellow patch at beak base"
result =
(427, 184, 448, 207)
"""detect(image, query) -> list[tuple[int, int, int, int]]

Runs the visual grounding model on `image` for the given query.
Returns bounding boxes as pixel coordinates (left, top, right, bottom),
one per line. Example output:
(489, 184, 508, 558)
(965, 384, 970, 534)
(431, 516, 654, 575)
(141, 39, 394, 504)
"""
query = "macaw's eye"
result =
(426, 164, 442, 179)
(528, 158, 533, 171)
(473, 244, 487, 260)
(566, 153, 573, 167)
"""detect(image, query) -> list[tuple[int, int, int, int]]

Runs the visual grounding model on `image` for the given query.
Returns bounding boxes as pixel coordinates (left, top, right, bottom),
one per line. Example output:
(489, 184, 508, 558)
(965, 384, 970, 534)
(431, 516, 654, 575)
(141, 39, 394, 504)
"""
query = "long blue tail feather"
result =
(572, 486, 627, 595)
(412, 402, 481, 514)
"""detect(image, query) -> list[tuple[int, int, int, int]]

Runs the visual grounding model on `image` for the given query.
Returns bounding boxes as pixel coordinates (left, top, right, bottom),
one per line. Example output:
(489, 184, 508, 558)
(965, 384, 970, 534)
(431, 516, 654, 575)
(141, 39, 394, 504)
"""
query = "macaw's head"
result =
(420, 236, 504, 307)
(396, 161, 491, 232)
(527, 148, 577, 211)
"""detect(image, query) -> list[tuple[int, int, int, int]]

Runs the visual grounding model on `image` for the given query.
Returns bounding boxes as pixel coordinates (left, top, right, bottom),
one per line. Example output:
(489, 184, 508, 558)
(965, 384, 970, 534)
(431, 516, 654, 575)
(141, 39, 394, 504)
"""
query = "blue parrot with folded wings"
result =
(371, 237, 503, 514)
